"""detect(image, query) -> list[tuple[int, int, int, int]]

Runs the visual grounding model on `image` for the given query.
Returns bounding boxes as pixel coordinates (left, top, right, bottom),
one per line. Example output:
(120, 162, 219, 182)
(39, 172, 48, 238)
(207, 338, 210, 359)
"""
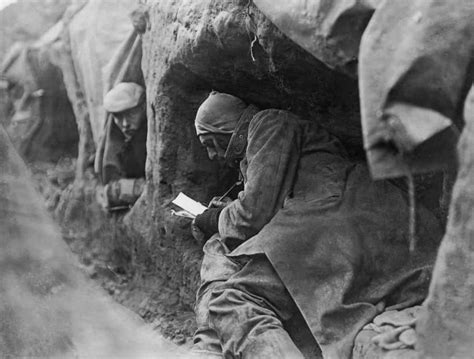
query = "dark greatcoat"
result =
(216, 109, 442, 358)
(101, 113, 146, 184)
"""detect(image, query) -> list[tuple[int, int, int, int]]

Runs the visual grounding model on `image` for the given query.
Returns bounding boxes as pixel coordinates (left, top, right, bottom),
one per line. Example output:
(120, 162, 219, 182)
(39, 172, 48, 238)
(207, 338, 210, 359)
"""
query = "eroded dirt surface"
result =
(72, 247, 197, 348)
(31, 160, 196, 350)
(0, 129, 186, 358)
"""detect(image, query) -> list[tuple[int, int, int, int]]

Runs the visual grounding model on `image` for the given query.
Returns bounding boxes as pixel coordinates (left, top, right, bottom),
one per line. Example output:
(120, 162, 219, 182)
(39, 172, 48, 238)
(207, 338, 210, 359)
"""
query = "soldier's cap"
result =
(104, 82, 145, 113)
(195, 91, 246, 136)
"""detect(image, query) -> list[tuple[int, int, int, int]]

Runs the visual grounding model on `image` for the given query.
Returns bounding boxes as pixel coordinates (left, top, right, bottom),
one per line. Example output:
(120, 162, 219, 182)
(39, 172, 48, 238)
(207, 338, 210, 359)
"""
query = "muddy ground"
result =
(30, 159, 196, 351)
(30, 153, 449, 352)
(29, 158, 448, 359)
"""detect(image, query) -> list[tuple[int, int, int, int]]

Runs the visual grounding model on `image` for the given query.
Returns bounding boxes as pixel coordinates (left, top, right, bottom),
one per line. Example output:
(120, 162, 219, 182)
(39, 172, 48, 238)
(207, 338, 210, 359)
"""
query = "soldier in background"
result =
(100, 82, 147, 210)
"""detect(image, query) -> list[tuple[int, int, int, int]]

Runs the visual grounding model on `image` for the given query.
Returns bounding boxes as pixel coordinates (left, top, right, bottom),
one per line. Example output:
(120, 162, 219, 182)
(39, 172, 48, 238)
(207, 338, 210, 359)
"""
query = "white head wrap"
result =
(104, 82, 144, 113)
(194, 91, 247, 136)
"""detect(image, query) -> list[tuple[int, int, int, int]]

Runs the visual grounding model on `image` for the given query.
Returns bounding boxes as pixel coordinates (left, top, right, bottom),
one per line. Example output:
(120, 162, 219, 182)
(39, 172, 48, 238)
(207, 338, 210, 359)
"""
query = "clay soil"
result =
(30, 159, 196, 350)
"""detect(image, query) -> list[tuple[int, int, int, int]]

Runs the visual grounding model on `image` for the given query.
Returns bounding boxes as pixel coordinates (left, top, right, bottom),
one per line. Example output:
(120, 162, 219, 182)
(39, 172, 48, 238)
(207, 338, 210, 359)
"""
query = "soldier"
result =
(190, 91, 442, 358)
(100, 82, 147, 210)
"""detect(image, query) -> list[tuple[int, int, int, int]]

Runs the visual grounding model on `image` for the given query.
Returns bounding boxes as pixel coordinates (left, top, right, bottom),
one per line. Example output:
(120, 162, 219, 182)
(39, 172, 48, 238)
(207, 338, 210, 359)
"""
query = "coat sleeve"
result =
(359, 0, 474, 179)
(218, 110, 301, 244)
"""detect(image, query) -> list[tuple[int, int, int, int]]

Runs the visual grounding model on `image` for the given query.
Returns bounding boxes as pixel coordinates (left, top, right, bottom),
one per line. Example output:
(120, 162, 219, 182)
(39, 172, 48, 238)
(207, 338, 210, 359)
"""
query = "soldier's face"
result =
(199, 133, 231, 161)
(113, 104, 145, 140)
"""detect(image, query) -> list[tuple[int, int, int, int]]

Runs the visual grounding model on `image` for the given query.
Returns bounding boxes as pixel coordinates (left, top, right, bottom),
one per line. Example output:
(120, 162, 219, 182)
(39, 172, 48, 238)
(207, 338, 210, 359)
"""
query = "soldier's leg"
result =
(209, 254, 304, 359)
(192, 236, 240, 357)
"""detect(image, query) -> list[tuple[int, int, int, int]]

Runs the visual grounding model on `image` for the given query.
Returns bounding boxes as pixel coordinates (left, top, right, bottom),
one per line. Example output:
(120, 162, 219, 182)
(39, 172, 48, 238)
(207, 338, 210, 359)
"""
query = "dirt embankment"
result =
(0, 126, 185, 358)
(128, 0, 362, 321)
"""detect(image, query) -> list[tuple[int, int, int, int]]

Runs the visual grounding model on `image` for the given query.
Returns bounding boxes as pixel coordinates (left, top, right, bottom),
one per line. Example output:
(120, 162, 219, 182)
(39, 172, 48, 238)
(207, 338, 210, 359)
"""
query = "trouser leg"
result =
(192, 236, 240, 357)
(194, 281, 224, 356)
(209, 254, 304, 359)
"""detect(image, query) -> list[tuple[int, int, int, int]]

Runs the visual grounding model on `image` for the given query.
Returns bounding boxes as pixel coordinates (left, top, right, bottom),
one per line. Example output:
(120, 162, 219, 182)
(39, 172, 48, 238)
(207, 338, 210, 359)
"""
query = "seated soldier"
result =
(101, 82, 147, 210)
(190, 91, 443, 359)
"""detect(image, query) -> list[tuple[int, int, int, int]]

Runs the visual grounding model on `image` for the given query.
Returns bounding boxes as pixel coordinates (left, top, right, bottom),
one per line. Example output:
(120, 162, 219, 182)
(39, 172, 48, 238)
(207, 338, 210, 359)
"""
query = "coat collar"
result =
(224, 104, 259, 168)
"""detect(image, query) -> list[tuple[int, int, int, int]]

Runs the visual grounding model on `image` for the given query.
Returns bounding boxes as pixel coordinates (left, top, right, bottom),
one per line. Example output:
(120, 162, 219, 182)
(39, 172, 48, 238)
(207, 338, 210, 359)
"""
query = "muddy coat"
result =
(217, 109, 442, 358)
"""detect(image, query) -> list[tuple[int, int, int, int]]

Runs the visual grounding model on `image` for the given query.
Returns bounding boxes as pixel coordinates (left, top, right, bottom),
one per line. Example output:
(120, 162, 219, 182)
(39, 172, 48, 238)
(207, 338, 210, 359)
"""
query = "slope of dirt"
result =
(0, 126, 185, 358)
(30, 160, 197, 347)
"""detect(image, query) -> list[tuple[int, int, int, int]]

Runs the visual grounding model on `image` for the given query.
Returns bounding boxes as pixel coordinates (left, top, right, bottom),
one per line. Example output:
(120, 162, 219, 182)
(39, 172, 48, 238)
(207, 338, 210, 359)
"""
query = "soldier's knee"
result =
(208, 286, 237, 324)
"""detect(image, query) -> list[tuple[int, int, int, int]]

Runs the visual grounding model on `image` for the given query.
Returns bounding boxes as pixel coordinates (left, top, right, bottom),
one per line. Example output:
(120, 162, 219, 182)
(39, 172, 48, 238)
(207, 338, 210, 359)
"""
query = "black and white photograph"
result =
(0, 0, 472, 358)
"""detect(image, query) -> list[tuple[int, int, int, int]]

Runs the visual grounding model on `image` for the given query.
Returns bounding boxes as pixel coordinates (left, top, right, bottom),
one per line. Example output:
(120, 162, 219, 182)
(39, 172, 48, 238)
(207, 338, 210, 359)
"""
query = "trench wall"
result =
(127, 0, 363, 309)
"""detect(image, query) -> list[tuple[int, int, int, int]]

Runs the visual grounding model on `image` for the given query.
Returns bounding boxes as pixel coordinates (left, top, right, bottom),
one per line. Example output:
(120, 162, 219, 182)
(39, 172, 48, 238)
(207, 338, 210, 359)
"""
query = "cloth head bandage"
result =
(104, 82, 144, 113)
(194, 91, 247, 136)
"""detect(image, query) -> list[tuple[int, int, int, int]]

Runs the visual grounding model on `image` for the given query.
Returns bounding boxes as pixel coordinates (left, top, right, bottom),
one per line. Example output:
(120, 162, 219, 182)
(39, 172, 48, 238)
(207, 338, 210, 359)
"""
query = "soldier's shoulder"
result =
(251, 109, 300, 129)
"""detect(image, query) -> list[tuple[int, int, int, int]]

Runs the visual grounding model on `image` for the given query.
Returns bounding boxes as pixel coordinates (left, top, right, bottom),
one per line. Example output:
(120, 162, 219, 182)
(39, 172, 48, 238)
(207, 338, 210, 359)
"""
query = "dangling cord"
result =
(250, 34, 258, 62)
(244, 0, 259, 62)
(407, 172, 416, 253)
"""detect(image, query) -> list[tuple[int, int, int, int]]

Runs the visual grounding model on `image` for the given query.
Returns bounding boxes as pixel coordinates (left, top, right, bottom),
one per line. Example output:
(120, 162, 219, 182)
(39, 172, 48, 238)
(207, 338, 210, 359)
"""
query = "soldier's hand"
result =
(96, 184, 111, 211)
(209, 196, 232, 209)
